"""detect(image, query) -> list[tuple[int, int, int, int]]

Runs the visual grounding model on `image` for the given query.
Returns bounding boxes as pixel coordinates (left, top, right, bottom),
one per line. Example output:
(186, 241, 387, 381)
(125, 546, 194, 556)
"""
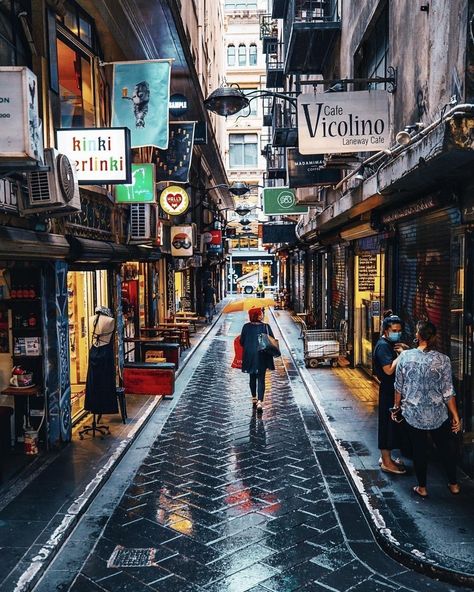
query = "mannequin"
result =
(80, 307, 118, 439)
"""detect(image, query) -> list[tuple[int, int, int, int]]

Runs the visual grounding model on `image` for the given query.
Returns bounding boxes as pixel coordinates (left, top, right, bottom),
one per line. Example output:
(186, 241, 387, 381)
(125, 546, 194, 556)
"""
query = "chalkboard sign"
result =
(358, 254, 377, 291)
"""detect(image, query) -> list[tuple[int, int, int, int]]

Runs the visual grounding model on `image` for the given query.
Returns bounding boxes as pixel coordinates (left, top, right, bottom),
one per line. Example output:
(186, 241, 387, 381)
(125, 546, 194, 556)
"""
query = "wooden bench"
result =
(123, 362, 175, 398)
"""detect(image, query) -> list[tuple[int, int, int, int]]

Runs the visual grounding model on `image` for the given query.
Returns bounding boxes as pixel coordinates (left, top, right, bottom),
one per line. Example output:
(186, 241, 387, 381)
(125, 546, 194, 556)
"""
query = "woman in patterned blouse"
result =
(394, 320, 462, 498)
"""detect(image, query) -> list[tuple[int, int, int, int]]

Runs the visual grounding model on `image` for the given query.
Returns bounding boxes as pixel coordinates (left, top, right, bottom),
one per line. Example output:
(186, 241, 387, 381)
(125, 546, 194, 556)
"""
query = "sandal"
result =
(412, 486, 428, 498)
(447, 483, 460, 495)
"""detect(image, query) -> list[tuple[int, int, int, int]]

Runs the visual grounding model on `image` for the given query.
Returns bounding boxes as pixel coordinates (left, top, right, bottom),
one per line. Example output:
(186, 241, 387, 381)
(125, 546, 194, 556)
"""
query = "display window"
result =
(67, 270, 109, 422)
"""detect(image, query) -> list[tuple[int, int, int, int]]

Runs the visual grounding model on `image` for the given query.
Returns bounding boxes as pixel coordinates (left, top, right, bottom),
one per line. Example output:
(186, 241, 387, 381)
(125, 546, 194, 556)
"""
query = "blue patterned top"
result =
(394, 348, 455, 430)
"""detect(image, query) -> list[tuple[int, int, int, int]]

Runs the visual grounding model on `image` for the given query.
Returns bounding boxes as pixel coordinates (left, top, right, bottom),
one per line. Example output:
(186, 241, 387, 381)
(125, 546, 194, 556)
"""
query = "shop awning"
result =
(0, 226, 69, 260)
(67, 236, 161, 264)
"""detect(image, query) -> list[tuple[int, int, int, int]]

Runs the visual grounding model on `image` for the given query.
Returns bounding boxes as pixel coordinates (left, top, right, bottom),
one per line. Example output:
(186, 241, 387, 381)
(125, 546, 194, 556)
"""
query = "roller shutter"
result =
(397, 207, 460, 354)
(330, 244, 347, 329)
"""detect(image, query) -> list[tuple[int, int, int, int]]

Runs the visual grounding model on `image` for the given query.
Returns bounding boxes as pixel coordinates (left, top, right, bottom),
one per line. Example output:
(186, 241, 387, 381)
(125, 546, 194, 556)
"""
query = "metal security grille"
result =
(330, 244, 347, 330)
(396, 207, 461, 355)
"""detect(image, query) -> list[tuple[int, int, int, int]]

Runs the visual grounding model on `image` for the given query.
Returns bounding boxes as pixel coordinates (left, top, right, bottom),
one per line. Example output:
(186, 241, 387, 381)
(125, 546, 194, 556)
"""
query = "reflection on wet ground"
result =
(67, 312, 464, 592)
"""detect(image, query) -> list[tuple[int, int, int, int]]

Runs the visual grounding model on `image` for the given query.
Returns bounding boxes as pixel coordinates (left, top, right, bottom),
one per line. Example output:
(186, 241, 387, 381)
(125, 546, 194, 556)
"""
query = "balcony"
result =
(264, 146, 287, 179)
(282, 0, 341, 74)
(272, 0, 290, 19)
(272, 96, 298, 147)
(263, 96, 273, 127)
(263, 174, 286, 188)
(260, 14, 279, 54)
(266, 40, 284, 89)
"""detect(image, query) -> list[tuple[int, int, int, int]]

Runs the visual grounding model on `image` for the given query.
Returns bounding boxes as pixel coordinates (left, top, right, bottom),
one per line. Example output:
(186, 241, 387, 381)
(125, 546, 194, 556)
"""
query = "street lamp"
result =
(204, 85, 297, 117)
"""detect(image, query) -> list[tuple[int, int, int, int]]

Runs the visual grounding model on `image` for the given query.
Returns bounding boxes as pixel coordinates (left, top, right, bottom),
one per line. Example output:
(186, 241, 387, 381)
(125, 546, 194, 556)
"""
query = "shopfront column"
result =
(43, 261, 72, 447)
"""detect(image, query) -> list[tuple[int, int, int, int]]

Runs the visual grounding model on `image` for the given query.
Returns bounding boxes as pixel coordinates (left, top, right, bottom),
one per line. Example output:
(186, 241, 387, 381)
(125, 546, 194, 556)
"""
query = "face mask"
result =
(387, 332, 401, 343)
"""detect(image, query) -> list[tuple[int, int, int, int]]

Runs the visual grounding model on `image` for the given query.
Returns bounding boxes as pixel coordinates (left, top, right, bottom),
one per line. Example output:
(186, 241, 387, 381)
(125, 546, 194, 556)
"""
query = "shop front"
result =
(0, 228, 71, 482)
(351, 236, 386, 374)
(67, 269, 111, 422)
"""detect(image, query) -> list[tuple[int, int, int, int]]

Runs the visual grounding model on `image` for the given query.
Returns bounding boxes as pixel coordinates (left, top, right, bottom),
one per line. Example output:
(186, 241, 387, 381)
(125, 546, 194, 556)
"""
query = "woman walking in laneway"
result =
(240, 307, 275, 413)
(394, 320, 462, 498)
(373, 312, 408, 475)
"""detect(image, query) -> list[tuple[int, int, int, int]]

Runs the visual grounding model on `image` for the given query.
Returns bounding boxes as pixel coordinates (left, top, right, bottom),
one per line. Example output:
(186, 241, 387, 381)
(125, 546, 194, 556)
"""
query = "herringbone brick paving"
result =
(68, 316, 465, 591)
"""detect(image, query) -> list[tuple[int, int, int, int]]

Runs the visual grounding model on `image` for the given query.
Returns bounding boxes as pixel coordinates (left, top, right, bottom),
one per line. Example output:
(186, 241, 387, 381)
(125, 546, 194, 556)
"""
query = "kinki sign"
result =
(297, 91, 390, 155)
(56, 127, 132, 184)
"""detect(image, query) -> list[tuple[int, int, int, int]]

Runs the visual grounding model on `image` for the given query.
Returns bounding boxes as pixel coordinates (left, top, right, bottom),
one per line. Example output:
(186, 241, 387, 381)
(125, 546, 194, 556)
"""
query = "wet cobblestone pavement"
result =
(46, 314, 466, 591)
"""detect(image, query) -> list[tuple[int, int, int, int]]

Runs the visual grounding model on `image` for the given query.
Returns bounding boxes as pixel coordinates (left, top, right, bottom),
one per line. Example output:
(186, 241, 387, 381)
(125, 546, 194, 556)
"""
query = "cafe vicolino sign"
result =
(297, 90, 390, 154)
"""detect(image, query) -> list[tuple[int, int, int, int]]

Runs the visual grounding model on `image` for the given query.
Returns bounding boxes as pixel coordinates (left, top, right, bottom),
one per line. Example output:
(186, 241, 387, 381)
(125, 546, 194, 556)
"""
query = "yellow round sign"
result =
(159, 185, 190, 216)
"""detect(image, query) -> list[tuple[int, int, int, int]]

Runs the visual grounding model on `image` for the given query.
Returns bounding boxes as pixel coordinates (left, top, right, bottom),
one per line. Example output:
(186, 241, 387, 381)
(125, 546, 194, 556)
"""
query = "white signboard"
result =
(298, 90, 391, 154)
(0, 67, 42, 161)
(56, 127, 132, 184)
(171, 226, 193, 257)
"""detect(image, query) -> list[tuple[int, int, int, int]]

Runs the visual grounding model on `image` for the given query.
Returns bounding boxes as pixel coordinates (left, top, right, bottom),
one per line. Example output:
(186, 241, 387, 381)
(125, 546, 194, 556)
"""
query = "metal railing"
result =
(283, 0, 340, 54)
(266, 146, 287, 171)
(259, 13, 278, 41)
(266, 40, 284, 71)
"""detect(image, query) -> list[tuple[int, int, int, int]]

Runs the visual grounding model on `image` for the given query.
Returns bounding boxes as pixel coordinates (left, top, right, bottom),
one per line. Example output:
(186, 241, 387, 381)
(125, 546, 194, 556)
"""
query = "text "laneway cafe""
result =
(297, 90, 391, 155)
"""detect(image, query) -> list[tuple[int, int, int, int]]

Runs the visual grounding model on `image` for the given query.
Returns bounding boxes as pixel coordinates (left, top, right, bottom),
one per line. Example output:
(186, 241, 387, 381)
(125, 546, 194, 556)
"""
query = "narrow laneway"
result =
(35, 312, 465, 592)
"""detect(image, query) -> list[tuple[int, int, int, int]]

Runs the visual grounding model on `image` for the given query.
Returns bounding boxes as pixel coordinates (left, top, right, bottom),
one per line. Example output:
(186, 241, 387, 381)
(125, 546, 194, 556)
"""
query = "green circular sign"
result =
(277, 190, 296, 209)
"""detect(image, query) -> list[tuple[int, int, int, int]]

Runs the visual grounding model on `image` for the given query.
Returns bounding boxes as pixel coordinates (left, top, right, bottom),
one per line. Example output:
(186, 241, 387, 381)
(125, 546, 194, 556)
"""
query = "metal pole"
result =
(228, 244, 233, 295)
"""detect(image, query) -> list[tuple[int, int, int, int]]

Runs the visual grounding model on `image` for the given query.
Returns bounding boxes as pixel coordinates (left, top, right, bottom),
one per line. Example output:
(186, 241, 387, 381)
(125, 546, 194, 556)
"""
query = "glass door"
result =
(68, 270, 109, 422)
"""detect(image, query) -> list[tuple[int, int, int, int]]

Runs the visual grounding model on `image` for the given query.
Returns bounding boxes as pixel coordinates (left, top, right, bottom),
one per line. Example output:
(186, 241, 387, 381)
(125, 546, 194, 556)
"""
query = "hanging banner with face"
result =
(297, 90, 391, 154)
(171, 225, 193, 257)
(153, 122, 195, 183)
(112, 59, 172, 149)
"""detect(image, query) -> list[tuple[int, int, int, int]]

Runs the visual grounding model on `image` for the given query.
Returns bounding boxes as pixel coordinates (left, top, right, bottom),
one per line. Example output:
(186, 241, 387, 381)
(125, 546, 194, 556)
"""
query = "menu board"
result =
(358, 254, 377, 292)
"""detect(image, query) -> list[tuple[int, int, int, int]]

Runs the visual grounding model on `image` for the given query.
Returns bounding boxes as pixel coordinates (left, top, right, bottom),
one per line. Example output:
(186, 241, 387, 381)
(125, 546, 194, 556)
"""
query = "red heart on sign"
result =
(166, 192, 183, 210)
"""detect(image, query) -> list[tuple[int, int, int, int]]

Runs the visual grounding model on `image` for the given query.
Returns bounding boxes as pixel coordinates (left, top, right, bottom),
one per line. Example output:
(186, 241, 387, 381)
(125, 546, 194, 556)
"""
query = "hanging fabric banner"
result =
(111, 59, 172, 149)
(153, 122, 195, 183)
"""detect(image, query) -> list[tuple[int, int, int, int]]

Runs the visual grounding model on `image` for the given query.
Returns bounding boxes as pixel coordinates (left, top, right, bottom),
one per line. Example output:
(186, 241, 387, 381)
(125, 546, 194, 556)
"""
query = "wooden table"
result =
(124, 336, 167, 360)
(139, 325, 191, 349)
(165, 317, 197, 332)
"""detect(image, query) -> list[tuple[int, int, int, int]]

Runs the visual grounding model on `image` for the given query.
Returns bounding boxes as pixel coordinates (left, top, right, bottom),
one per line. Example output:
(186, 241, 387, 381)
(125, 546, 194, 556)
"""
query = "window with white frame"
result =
(229, 134, 258, 168)
(227, 44, 235, 66)
(225, 0, 258, 9)
(238, 44, 246, 66)
(249, 43, 257, 66)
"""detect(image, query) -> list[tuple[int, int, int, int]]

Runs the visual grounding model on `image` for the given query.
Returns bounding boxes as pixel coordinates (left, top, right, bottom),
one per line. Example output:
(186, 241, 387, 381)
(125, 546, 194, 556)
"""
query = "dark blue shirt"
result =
(373, 337, 396, 393)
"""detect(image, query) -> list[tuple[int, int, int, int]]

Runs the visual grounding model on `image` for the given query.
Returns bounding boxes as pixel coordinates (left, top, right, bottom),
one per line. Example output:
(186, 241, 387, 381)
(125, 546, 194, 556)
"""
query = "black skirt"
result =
(84, 341, 118, 414)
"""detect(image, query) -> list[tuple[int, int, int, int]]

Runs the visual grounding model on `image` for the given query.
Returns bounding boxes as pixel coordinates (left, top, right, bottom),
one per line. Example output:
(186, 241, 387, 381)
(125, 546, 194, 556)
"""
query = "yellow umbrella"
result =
(223, 297, 276, 313)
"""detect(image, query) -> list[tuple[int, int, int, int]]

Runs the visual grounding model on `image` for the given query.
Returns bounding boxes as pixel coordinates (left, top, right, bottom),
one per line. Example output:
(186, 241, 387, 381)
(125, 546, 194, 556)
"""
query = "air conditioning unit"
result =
(130, 203, 151, 240)
(21, 148, 80, 216)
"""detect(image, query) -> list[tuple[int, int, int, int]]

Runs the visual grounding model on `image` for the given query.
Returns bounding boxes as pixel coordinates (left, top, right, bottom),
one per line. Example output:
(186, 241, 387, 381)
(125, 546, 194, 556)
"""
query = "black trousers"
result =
(249, 370, 266, 401)
(406, 420, 458, 487)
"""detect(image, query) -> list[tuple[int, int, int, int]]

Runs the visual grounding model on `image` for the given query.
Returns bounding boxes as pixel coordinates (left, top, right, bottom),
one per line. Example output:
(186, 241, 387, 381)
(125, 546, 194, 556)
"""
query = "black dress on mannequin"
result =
(80, 309, 117, 439)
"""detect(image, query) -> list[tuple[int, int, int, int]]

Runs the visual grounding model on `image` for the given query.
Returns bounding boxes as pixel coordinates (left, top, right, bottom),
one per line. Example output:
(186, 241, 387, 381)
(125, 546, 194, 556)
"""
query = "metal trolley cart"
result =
(303, 321, 347, 368)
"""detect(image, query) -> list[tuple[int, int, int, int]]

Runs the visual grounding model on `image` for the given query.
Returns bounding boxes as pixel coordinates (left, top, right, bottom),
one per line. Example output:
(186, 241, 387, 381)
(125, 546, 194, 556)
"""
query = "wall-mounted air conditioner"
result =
(20, 148, 80, 216)
(130, 203, 152, 240)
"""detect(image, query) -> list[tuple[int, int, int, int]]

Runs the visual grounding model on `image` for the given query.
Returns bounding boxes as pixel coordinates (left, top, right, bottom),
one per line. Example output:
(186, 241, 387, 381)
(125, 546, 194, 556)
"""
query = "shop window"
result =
(56, 36, 95, 127)
(354, 4, 389, 90)
(249, 43, 257, 66)
(227, 44, 235, 66)
(0, 0, 31, 66)
(229, 133, 258, 168)
(58, 1, 95, 49)
(238, 44, 246, 66)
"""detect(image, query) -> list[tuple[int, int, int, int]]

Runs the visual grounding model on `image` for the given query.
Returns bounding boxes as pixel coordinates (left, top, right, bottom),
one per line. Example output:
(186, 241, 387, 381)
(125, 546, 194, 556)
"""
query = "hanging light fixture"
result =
(229, 182, 250, 196)
(204, 86, 250, 117)
(235, 203, 252, 217)
(239, 217, 251, 225)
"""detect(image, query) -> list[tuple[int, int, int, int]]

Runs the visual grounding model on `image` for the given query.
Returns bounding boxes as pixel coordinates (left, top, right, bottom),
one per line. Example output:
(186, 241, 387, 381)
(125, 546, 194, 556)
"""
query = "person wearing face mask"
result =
(394, 320, 461, 497)
(373, 311, 409, 475)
